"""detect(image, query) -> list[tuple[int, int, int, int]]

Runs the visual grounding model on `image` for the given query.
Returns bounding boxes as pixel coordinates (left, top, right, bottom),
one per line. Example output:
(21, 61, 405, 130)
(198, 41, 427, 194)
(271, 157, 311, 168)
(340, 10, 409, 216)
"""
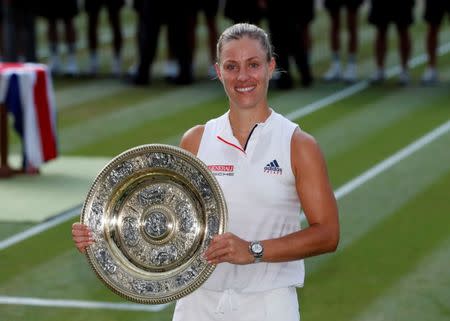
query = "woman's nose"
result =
(237, 67, 250, 81)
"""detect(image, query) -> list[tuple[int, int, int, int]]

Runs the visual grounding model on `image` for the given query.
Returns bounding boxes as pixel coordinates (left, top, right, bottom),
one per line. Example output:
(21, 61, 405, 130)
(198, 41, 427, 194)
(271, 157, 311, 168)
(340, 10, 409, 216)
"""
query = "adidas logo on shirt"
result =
(264, 159, 282, 175)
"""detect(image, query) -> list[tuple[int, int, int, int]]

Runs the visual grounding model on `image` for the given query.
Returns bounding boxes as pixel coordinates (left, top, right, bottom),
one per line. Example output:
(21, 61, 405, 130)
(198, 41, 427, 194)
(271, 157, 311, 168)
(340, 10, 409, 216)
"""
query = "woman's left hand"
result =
(203, 232, 254, 265)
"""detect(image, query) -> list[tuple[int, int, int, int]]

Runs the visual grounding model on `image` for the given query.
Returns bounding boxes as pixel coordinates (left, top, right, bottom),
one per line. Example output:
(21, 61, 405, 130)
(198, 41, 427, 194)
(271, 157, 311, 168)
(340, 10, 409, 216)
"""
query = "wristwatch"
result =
(249, 241, 264, 263)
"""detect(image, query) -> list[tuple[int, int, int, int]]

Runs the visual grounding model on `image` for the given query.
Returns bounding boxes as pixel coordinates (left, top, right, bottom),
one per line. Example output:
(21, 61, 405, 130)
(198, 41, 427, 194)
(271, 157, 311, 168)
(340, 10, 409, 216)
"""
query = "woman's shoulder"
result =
(179, 112, 229, 155)
(291, 128, 319, 154)
(179, 125, 205, 156)
(291, 128, 327, 177)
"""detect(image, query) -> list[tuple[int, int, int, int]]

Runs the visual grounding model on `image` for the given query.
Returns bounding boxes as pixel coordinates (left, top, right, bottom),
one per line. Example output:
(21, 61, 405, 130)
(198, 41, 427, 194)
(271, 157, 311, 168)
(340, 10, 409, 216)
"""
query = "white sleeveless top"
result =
(197, 109, 305, 292)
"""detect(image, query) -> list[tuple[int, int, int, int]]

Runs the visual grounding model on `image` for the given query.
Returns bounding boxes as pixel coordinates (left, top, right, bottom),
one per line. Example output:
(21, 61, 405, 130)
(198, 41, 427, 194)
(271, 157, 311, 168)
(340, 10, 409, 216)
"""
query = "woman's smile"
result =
(235, 85, 256, 93)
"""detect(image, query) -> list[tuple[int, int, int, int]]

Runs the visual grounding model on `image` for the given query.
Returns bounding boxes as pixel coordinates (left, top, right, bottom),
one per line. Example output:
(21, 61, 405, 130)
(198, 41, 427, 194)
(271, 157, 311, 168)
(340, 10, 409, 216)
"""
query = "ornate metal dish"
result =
(80, 144, 227, 304)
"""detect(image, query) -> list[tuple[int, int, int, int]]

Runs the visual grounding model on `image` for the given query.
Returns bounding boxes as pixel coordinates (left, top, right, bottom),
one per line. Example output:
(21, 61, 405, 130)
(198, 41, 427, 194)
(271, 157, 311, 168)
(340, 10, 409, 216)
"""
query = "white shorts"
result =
(172, 287, 300, 321)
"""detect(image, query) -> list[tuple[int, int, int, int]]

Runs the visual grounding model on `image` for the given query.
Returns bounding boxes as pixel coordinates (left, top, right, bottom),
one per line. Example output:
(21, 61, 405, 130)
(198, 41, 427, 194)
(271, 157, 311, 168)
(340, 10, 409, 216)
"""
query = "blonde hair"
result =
(216, 23, 274, 63)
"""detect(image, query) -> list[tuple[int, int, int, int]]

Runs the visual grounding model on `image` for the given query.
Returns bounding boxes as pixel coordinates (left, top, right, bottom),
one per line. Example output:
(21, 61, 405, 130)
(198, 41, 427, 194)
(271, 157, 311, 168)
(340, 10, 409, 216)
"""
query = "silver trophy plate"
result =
(80, 144, 227, 304)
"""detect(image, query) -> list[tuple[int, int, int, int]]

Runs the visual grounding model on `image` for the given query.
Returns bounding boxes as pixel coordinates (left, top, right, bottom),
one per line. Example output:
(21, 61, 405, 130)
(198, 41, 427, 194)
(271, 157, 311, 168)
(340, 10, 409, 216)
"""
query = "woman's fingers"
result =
(71, 222, 94, 253)
(204, 233, 253, 265)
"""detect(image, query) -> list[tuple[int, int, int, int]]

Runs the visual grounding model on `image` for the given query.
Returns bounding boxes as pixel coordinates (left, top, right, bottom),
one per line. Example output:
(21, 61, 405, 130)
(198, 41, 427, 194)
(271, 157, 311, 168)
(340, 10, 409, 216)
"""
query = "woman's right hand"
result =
(71, 222, 94, 253)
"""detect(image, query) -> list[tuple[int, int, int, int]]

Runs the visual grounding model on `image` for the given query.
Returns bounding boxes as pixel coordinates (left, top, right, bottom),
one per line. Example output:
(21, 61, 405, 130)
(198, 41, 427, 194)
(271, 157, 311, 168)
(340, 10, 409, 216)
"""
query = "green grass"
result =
(69, 96, 228, 156)
(58, 86, 165, 127)
(301, 170, 450, 321)
(325, 87, 450, 186)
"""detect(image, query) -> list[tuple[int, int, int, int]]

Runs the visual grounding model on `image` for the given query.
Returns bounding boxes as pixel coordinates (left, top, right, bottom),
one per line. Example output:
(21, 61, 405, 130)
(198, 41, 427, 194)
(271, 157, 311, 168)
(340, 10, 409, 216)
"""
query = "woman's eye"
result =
(224, 64, 236, 71)
(250, 62, 259, 69)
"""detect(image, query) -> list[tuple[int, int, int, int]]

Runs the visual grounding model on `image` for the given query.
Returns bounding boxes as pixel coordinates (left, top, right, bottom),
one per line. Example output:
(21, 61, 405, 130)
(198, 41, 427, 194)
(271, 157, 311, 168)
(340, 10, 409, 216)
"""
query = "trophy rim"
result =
(80, 144, 227, 304)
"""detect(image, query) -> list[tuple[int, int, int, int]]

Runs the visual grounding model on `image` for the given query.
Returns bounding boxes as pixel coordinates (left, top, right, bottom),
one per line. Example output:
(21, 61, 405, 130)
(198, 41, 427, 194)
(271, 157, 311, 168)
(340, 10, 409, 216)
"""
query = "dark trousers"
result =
(135, 1, 192, 83)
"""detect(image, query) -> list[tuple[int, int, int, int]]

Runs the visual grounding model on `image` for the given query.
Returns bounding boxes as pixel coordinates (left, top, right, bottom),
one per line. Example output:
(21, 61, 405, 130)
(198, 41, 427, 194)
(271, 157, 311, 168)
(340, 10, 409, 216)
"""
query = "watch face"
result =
(252, 243, 263, 254)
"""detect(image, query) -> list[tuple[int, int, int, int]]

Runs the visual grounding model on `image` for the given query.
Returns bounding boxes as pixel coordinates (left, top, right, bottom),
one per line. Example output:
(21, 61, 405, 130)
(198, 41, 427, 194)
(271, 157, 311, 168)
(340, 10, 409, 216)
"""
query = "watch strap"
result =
(249, 241, 264, 263)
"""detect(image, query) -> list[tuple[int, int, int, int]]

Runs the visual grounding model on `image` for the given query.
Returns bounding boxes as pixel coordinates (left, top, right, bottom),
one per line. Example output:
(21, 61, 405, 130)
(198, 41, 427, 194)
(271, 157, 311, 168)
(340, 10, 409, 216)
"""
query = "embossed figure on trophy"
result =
(150, 245, 178, 266)
(177, 201, 194, 233)
(139, 186, 166, 206)
(122, 216, 139, 247)
(144, 211, 169, 239)
(132, 279, 161, 295)
(109, 161, 134, 185)
(95, 248, 117, 274)
(148, 152, 176, 168)
(175, 268, 197, 287)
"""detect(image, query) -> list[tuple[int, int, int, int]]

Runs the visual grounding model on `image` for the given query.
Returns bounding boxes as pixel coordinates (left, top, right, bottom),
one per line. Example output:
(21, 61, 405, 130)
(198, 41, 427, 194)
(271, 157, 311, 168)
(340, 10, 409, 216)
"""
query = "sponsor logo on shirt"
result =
(264, 159, 282, 175)
(208, 164, 235, 176)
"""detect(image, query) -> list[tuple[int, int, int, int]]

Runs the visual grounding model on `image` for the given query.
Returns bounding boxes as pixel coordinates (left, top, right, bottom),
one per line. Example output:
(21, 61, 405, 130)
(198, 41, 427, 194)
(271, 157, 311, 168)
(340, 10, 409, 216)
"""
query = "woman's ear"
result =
(269, 57, 276, 78)
(215, 63, 222, 81)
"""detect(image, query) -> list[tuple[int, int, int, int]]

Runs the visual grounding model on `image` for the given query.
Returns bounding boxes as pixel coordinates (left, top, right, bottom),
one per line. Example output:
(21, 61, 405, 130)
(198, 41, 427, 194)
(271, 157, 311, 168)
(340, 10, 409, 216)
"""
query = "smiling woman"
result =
(72, 23, 340, 321)
(174, 23, 340, 321)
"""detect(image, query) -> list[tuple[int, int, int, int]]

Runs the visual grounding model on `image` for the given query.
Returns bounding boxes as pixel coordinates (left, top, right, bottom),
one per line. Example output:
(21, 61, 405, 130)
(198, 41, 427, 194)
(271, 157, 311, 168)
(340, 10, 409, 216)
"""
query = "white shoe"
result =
(65, 55, 79, 75)
(88, 54, 99, 75)
(323, 62, 341, 81)
(421, 67, 438, 85)
(398, 70, 410, 86)
(370, 68, 385, 84)
(48, 55, 61, 74)
(163, 60, 179, 78)
(342, 63, 357, 83)
(111, 56, 122, 77)
(127, 63, 137, 76)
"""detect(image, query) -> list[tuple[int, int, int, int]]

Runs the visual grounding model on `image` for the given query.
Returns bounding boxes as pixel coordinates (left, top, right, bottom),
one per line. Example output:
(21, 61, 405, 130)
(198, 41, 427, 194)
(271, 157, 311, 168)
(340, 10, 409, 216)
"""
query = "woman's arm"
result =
(261, 128, 339, 262)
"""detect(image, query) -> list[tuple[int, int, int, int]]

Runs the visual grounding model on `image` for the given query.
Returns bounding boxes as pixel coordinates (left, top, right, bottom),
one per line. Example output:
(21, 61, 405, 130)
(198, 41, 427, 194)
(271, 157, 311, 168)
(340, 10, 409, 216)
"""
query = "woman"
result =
(72, 23, 339, 320)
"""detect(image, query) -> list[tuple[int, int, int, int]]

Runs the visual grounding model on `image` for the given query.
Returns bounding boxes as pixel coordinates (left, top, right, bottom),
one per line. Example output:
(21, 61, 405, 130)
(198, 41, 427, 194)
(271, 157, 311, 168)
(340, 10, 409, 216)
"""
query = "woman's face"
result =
(216, 36, 275, 111)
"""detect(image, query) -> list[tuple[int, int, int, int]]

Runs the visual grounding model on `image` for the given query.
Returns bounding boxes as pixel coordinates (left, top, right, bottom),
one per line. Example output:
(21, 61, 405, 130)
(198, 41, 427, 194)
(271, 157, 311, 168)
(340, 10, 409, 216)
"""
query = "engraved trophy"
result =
(80, 144, 227, 304)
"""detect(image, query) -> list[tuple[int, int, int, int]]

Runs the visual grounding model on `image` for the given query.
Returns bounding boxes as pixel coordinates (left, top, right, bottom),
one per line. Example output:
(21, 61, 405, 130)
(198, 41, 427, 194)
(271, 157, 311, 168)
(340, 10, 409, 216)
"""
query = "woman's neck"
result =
(228, 106, 271, 133)
(228, 106, 271, 145)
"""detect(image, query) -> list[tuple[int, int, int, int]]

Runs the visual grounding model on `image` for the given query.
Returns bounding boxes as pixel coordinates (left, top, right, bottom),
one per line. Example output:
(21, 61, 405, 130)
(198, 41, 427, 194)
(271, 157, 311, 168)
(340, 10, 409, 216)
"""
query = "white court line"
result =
(286, 81, 369, 120)
(0, 296, 169, 312)
(333, 120, 450, 200)
(0, 206, 81, 251)
(1, 44, 450, 312)
(299, 119, 450, 223)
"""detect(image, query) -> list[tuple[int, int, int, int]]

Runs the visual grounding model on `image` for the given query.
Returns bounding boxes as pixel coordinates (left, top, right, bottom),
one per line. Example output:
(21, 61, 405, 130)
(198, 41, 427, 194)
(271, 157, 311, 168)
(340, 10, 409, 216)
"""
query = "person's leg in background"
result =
(106, 0, 124, 76)
(323, 1, 343, 82)
(421, 0, 446, 84)
(341, 1, 363, 83)
(86, 0, 102, 75)
(62, 15, 78, 76)
(166, 3, 194, 85)
(46, 17, 61, 74)
(133, 0, 163, 85)
(370, 23, 388, 83)
(396, 23, 412, 85)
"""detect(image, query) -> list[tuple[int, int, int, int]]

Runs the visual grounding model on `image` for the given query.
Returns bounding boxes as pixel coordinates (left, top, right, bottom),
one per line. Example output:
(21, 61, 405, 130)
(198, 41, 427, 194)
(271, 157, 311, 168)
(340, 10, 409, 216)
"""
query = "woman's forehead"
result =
(220, 37, 265, 60)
